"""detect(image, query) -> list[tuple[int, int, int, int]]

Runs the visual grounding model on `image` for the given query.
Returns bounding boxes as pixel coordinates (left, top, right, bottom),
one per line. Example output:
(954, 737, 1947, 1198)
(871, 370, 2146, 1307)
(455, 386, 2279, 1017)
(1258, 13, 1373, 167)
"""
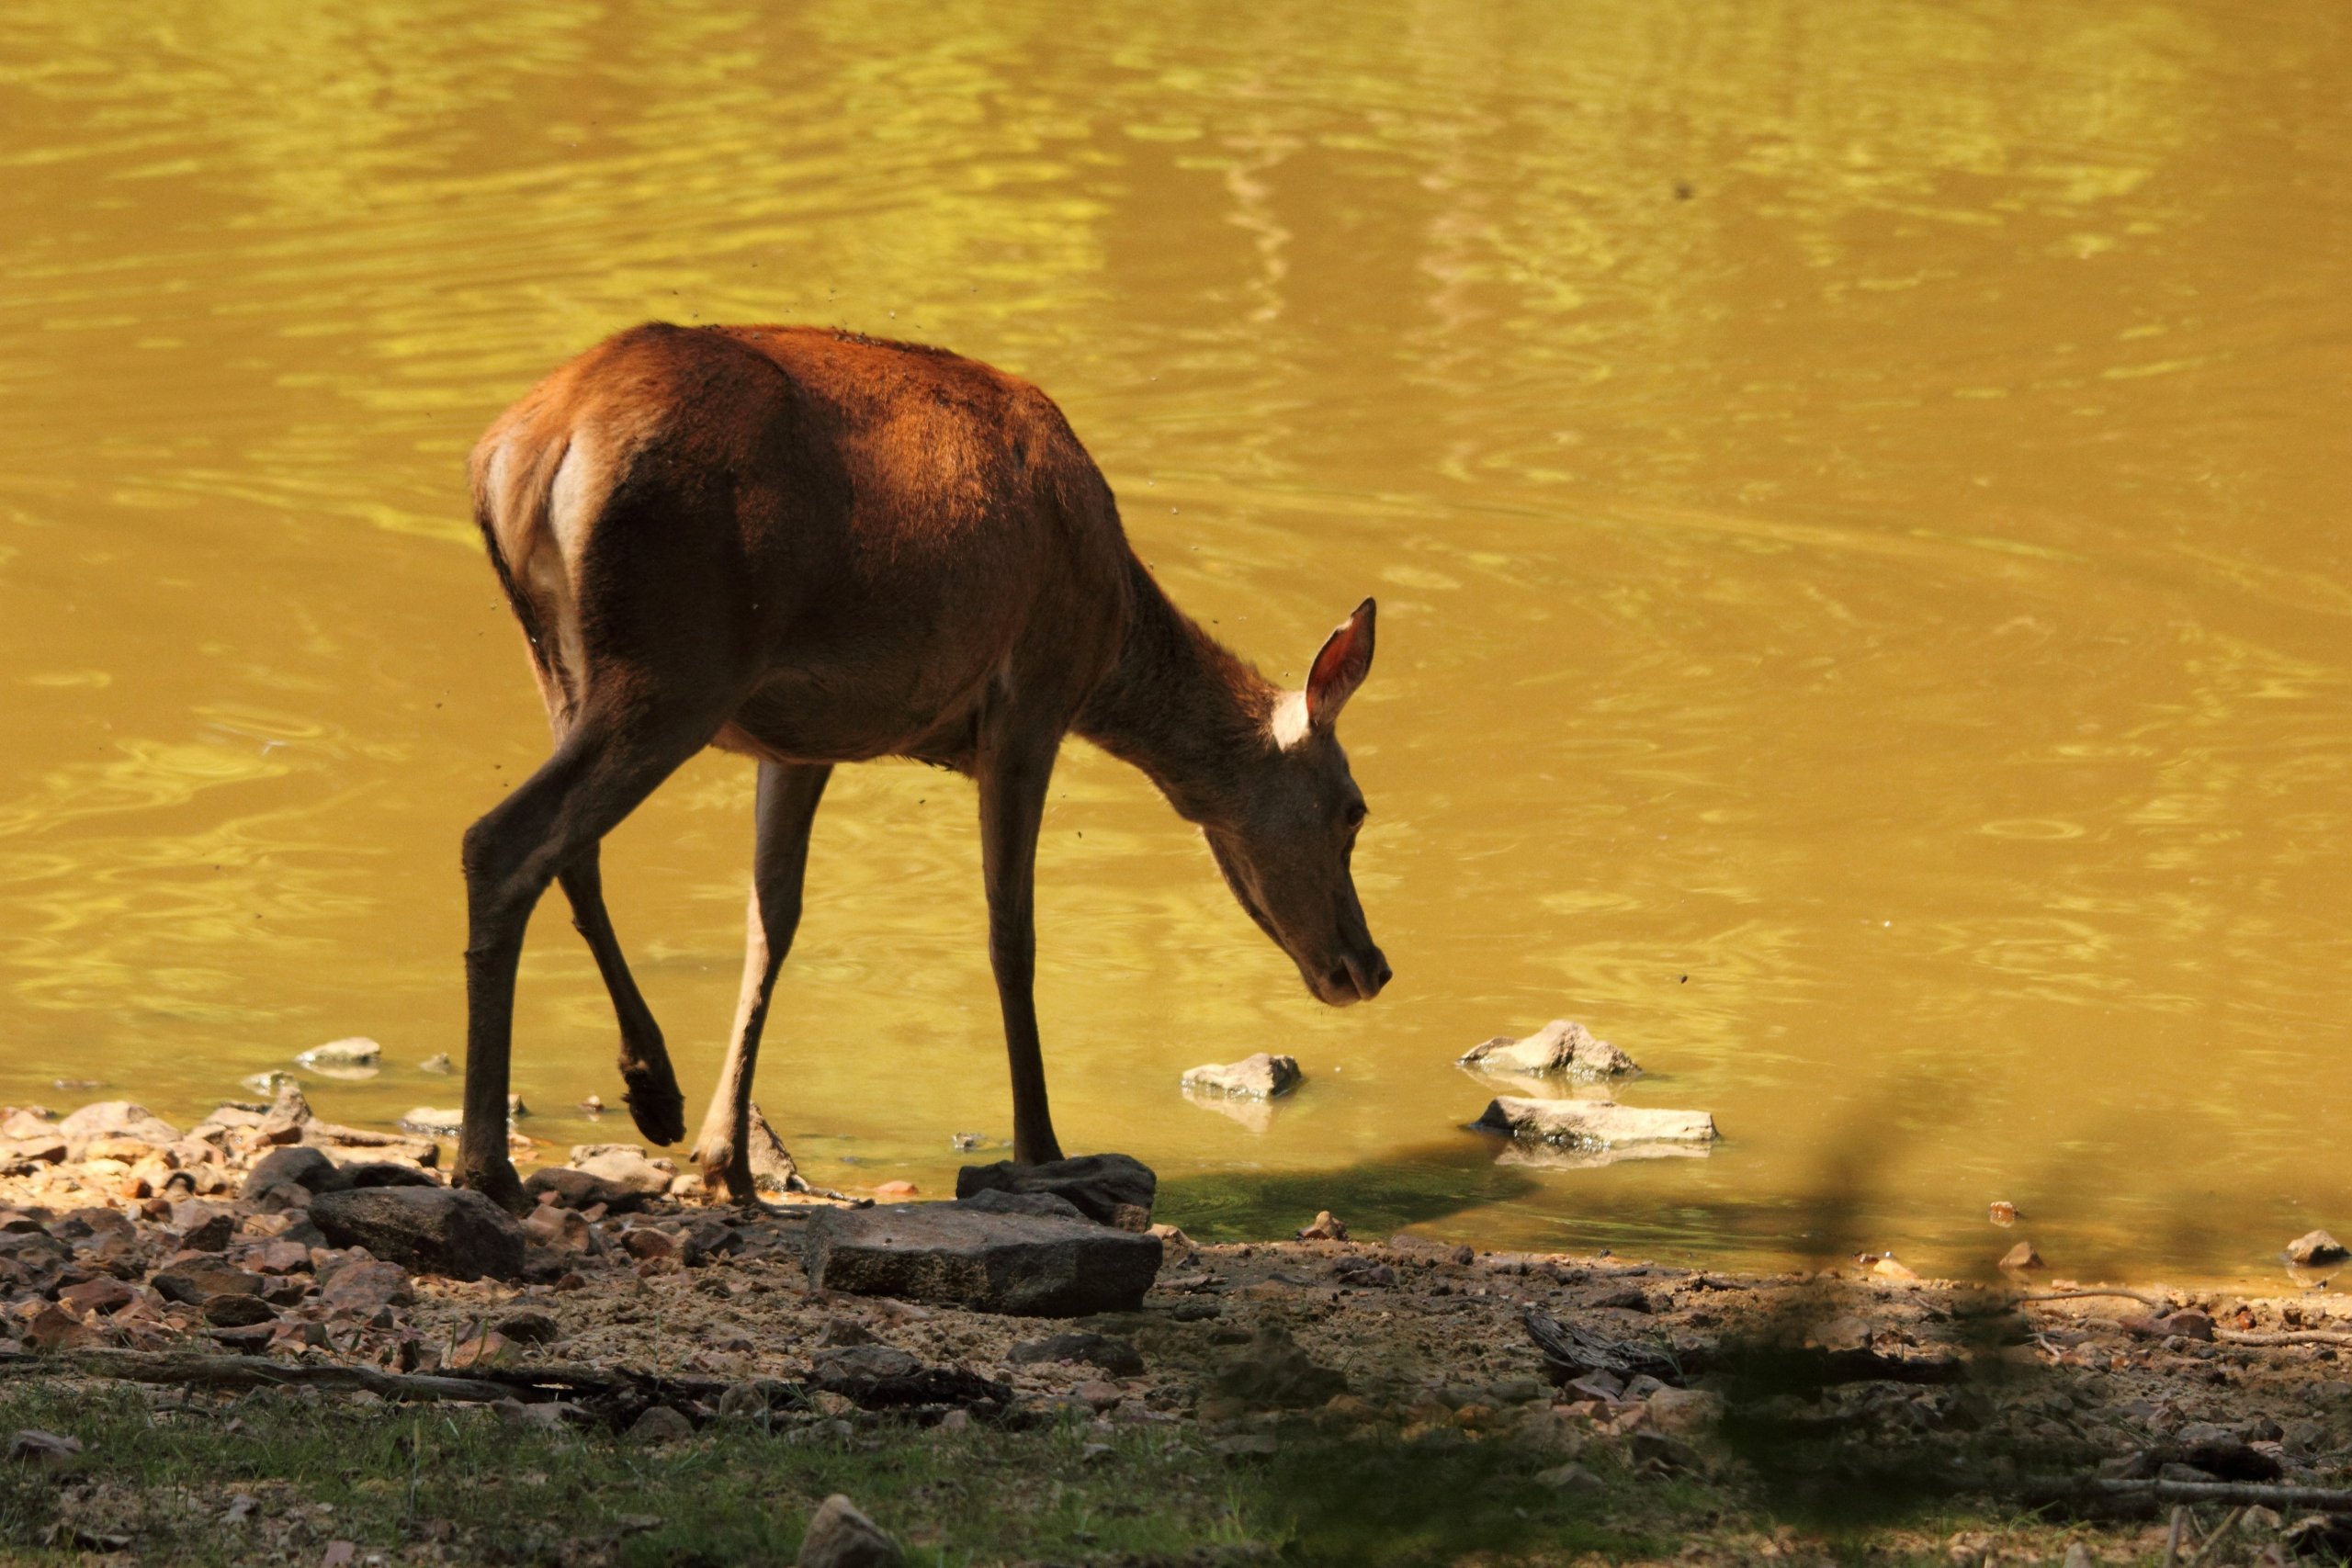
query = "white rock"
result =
(1470, 1097, 1715, 1146)
(398, 1107, 464, 1137)
(296, 1037, 382, 1073)
(1460, 1020, 1638, 1077)
(1180, 1053, 1303, 1100)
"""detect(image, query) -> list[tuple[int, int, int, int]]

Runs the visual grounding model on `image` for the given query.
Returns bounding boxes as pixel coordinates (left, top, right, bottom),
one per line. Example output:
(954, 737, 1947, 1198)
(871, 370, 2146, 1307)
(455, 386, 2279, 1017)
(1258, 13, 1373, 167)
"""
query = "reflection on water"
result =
(0, 0, 2346, 1284)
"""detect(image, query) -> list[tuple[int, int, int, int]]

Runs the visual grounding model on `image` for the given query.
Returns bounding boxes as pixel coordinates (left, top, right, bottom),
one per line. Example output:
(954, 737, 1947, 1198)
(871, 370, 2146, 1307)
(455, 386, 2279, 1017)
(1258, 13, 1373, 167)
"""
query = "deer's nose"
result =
(1340, 949, 1393, 1000)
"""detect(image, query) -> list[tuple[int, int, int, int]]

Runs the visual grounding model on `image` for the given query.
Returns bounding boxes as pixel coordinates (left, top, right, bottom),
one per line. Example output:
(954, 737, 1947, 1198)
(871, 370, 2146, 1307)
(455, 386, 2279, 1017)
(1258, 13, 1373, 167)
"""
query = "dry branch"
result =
(2215, 1329, 2352, 1348)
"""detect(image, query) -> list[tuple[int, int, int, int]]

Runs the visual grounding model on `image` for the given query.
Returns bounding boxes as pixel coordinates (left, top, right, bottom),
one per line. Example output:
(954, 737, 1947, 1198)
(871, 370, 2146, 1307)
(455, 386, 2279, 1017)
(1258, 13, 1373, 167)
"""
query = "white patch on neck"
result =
(1270, 690, 1313, 750)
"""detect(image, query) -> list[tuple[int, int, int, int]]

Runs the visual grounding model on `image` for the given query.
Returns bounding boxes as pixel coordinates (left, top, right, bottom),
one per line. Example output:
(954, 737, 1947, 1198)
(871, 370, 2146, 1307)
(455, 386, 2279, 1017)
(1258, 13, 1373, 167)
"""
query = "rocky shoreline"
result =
(5, 1094, 2352, 1563)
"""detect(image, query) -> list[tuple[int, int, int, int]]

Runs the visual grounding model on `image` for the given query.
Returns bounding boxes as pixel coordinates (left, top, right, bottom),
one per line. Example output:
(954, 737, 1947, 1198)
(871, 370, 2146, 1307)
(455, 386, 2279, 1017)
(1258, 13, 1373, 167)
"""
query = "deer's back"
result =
(470, 323, 1136, 767)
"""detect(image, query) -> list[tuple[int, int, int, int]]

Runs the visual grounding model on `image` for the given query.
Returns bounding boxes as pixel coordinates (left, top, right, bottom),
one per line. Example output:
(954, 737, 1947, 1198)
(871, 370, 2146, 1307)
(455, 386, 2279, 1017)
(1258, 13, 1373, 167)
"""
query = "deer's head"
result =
(1202, 599, 1392, 1007)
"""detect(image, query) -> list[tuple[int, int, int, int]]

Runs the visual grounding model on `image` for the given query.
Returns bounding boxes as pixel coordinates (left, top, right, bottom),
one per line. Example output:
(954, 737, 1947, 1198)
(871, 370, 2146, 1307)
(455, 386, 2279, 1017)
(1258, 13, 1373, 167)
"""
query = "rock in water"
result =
(1471, 1097, 1715, 1146)
(309, 1187, 526, 1281)
(745, 1103, 804, 1195)
(1999, 1241, 2045, 1270)
(801, 1203, 1161, 1316)
(295, 1037, 382, 1071)
(796, 1494, 904, 1568)
(419, 1053, 456, 1075)
(953, 1153, 1155, 1225)
(2289, 1229, 2348, 1267)
(1180, 1053, 1303, 1100)
(1460, 1020, 1639, 1077)
(397, 1108, 464, 1137)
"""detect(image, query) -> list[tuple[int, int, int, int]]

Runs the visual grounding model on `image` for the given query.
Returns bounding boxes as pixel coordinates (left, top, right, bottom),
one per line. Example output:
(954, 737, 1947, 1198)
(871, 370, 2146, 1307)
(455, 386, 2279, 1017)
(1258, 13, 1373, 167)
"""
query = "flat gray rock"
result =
(1472, 1096, 1715, 1146)
(1180, 1053, 1302, 1100)
(801, 1202, 1161, 1316)
(309, 1186, 526, 1281)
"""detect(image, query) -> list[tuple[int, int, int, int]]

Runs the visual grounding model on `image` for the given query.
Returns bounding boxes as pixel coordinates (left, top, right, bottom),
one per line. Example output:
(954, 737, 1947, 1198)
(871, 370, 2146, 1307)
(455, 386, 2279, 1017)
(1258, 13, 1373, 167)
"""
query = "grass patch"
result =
(0, 1382, 2158, 1566)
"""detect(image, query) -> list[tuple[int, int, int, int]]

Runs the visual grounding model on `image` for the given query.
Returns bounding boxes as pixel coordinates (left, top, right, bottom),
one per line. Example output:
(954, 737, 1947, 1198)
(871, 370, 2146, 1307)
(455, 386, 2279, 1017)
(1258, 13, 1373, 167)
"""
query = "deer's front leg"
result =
(557, 844, 684, 1146)
(977, 723, 1064, 1167)
(692, 760, 831, 1202)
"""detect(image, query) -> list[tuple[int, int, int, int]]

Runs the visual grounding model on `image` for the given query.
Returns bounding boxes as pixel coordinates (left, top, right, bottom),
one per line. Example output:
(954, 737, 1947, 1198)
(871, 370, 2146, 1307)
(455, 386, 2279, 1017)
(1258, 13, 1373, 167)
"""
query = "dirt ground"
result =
(4, 1098, 2349, 1565)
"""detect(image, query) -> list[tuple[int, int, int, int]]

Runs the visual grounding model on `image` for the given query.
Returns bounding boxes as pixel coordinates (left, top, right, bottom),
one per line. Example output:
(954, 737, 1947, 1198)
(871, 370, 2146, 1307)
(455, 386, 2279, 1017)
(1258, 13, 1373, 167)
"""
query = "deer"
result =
(458, 322, 1391, 1210)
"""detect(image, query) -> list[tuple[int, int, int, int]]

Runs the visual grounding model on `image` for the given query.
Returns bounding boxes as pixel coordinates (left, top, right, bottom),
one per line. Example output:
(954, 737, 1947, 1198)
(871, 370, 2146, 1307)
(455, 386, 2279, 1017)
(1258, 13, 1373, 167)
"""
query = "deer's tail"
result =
(469, 406, 591, 720)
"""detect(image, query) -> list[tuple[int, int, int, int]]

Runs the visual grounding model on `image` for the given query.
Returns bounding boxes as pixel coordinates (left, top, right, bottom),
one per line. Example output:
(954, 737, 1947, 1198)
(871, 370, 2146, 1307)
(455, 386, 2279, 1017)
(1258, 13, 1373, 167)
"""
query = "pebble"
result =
(628, 1404, 695, 1443)
(795, 1493, 904, 1568)
(1295, 1211, 1348, 1242)
(2000, 1241, 2044, 1271)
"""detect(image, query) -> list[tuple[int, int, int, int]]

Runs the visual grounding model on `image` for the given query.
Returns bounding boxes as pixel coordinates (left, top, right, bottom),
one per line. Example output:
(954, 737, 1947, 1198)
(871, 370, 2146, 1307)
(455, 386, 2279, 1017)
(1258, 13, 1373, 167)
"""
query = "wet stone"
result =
(1180, 1053, 1303, 1100)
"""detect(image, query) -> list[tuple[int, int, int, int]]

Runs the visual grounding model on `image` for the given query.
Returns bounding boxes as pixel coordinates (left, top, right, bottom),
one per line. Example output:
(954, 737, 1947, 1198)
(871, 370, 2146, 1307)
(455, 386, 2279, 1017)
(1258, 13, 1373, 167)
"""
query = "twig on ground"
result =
(2018, 1289, 2175, 1311)
(2216, 1329, 2352, 1348)
(2181, 1506, 2245, 1568)
(2085, 1477, 2352, 1514)
(2159, 1505, 2187, 1568)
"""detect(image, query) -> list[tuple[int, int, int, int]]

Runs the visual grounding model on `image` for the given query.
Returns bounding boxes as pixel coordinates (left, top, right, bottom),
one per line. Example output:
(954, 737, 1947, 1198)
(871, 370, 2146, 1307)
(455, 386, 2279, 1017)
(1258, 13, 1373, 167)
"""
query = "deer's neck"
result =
(1078, 559, 1276, 822)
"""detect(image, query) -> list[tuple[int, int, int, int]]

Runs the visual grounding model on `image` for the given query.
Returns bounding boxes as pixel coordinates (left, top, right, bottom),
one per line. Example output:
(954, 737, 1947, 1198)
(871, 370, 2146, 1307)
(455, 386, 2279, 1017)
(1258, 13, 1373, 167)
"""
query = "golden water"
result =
(3, 1, 2346, 1286)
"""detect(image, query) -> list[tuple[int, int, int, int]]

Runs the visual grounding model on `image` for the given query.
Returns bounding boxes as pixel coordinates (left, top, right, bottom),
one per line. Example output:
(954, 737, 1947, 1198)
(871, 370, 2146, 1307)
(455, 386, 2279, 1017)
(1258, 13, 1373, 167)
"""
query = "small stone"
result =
(796, 1493, 904, 1568)
(569, 1145, 674, 1199)
(744, 1103, 803, 1194)
(1180, 1053, 1303, 1100)
(23, 1304, 97, 1351)
(1999, 1241, 2044, 1271)
(1107, 1202, 1152, 1233)
(309, 1188, 526, 1281)
(317, 1258, 415, 1313)
(257, 1083, 313, 1146)
(578, 1093, 604, 1113)
(873, 1180, 919, 1200)
(522, 1167, 645, 1213)
(1215, 1325, 1348, 1407)
(523, 1206, 593, 1253)
(295, 1037, 381, 1071)
(152, 1261, 266, 1304)
(494, 1310, 561, 1345)
(1008, 1332, 1145, 1378)
(1458, 1020, 1640, 1078)
(1988, 1201, 2018, 1226)
(397, 1108, 464, 1138)
(56, 1278, 136, 1317)
(202, 1294, 277, 1328)
(243, 1145, 338, 1206)
(6, 1430, 82, 1471)
(2289, 1230, 2348, 1267)
(1533, 1461, 1604, 1494)
(175, 1209, 235, 1254)
(447, 1330, 512, 1368)
(1871, 1255, 1920, 1281)
(621, 1227, 678, 1261)
(628, 1404, 694, 1443)
(950, 1133, 983, 1152)
(1295, 1211, 1348, 1242)
(1644, 1387, 1724, 1434)
(419, 1054, 456, 1076)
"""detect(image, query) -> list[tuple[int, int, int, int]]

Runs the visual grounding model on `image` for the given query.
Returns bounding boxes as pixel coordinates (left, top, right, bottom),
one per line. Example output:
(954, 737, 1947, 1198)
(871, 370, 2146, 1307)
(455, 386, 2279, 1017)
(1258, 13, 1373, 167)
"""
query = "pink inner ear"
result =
(1307, 607, 1374, 727)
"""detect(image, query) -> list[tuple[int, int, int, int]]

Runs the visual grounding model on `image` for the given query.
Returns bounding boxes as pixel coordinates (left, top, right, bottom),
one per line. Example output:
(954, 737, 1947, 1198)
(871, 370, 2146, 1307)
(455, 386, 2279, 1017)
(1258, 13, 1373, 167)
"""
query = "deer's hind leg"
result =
(458, 702, 725, 1210)
(691, 758, 831, 1203)
(557, 846, 685, 1145)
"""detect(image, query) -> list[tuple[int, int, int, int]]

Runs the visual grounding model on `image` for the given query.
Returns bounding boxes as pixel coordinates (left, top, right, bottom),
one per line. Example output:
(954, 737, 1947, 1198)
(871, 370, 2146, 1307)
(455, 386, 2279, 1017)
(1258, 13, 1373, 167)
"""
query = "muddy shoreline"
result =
(5, 1097, 2351, 1562)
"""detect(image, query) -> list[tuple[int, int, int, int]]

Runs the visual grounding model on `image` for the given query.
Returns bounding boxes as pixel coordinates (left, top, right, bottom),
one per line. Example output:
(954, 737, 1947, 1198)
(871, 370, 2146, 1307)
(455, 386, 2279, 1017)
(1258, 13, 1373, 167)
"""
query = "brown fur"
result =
(457, 324, 1388, 1208)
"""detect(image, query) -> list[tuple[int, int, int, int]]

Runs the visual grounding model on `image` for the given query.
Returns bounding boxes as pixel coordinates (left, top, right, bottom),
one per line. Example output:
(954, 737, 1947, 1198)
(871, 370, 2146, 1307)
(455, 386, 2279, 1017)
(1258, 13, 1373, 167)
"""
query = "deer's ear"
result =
(1306, 598, 1375, 731)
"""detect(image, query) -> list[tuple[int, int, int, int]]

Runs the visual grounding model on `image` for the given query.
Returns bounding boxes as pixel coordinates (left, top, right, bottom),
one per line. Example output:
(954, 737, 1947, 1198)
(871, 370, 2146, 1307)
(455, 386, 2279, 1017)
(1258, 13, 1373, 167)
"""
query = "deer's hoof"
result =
(621, 1069, 687, 1146)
